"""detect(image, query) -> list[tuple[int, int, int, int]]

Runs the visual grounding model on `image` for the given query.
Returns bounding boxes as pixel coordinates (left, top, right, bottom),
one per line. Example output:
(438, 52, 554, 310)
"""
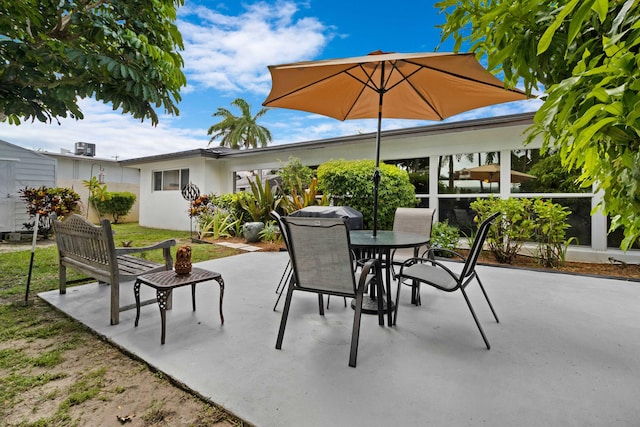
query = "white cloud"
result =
(179, 1, 330, 95)
(0, 100, 210, 160)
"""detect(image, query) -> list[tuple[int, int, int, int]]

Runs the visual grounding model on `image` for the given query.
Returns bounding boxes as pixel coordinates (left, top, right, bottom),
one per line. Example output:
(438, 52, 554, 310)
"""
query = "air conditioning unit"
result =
(75, 142, 96, 157)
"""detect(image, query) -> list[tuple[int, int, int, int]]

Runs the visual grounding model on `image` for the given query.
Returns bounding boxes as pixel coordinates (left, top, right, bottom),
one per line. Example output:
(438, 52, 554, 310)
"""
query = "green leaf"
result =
(538, 0, 580, 55)
(591, 0, 609, 23)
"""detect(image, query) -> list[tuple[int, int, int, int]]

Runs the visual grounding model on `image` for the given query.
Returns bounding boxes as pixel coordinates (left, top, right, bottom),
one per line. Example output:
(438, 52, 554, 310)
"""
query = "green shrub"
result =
(431, 220, 461, 257)
(471, 197, 574, 266)
(471, 197, 536, 264)
(91, 191, 136, 223)
(316, 159, 417, 230)
(532, 199, 575, 268)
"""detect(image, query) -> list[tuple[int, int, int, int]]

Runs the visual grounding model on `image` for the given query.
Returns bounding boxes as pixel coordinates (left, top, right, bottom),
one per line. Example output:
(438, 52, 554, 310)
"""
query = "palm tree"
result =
(207, 98, 272, 149)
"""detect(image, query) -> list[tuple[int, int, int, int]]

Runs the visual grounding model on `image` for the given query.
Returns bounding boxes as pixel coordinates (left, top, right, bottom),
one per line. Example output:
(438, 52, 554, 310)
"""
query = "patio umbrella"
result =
(456, 164, 536, 183)
(262, 51, 529, 236)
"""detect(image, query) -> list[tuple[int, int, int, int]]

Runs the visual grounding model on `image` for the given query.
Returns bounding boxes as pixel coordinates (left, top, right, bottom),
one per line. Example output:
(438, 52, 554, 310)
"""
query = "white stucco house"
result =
(43, 146, 140, 223)
(120, 112, 639, 263)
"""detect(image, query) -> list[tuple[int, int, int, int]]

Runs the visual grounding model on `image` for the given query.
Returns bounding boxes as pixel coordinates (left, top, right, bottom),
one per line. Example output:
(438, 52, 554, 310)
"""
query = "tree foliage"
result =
(437, 0, 640, 249)
(0, 0, 186, 126)
(207, 98, 272, 149)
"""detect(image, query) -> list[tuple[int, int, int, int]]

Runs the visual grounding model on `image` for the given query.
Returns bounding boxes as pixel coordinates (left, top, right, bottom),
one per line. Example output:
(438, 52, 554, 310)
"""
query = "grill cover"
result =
(288, 206, 363, 230)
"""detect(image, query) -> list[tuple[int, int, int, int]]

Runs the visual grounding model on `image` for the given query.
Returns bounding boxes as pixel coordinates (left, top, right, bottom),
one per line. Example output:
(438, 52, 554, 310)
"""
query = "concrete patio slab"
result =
(39, 252, 640, 427)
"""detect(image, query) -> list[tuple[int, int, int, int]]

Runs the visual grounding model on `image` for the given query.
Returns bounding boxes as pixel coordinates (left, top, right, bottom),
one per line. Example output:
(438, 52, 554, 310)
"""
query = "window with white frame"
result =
(153, 168, 189, 191)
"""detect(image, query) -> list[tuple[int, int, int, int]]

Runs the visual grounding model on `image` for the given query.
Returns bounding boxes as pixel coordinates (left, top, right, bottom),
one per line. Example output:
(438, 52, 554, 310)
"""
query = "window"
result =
(438, 152, 501, 194)
(153, 168, 189, 191)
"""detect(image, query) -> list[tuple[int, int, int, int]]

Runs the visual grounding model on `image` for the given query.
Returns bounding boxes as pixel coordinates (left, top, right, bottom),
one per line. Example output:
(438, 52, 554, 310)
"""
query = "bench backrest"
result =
(52, 214, 119, 282)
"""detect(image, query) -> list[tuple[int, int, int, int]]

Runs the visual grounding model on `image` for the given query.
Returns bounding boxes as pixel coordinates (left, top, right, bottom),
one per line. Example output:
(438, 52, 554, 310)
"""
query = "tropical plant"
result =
(258, 221, 282, 243)
(207, 98, 272, 149)
(196, 211, 238, 240)
(437, 0, 640, 250)
(316, 159, 417, 230)
(471, 197, 536, 264)
(237, 176, 281, 223)
(18, 186, 81, 238)
(279, 177, 329, 214)
(82, 176, 108, 219)
(0, 0, 185, 125)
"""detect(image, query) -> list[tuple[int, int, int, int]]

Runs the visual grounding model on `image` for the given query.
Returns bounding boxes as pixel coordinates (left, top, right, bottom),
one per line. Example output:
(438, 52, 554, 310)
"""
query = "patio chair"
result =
(270, 211, 293, 311)
(390, 207, 436, 306)
(275, 216, 383, 367)
(396, 211, 501, 349)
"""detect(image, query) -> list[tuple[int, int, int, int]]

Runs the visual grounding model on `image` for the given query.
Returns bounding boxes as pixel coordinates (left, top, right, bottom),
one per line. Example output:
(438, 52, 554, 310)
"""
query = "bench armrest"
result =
(114, 239, 176, 256)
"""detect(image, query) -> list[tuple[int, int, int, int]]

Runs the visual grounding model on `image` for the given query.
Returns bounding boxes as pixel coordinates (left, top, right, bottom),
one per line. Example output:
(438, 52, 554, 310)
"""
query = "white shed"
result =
(0, 139, 56, 234)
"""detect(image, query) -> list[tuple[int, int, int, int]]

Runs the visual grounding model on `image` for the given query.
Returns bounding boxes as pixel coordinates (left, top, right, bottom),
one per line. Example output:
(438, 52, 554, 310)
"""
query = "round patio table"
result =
(349, 230, 430, 326)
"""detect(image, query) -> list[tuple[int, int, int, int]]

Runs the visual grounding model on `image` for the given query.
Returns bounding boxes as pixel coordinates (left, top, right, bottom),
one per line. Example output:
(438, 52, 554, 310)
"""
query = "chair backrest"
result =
(393, 208, 435, 239)
(270, 211, 290, 252)
(281, 216, 356, 296)
(460, 211, 501, 279)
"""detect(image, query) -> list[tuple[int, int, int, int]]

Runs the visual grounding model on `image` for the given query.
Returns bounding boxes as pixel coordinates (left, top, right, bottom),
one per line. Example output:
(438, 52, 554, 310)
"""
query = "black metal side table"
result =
(134, 267, 224, 344)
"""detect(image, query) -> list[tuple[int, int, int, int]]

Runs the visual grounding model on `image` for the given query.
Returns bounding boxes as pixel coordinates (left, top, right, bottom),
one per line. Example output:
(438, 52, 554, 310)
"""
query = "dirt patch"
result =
(2, 310, 244, 427)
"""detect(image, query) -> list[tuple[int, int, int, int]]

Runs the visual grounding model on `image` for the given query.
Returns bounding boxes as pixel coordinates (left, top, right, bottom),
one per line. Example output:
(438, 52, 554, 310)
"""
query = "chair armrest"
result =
(399, 256, 460, 281)
(115, 239, 176, 256)
(356, 258, 379, 292)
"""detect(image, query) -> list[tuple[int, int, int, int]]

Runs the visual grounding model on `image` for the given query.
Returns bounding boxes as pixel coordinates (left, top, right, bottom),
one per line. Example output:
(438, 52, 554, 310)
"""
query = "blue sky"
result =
(0, 0, 540, 160)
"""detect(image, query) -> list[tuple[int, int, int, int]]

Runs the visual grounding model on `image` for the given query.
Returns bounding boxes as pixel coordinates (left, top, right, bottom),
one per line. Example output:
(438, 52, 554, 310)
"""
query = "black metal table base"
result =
(351, 297, 394, 315)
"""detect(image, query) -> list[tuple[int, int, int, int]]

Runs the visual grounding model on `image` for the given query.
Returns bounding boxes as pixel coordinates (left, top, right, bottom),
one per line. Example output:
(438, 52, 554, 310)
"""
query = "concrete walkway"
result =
(39, 252, 640, 426)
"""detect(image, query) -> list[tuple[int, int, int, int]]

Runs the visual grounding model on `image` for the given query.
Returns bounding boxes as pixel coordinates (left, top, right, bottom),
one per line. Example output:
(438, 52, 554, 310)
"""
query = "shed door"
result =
(0, 161, 16, 232)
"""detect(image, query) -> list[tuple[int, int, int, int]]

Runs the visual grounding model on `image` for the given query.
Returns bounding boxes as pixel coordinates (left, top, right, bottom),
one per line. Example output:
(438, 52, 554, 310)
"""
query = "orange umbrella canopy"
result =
(263, 51, 528, 122)
(456, 164, 536, 183)
(263, 51, 529, 235)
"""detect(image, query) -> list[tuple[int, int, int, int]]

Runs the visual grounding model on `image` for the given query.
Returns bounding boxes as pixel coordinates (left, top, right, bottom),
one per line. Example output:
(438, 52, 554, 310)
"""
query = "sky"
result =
(0, 0, 541, 161)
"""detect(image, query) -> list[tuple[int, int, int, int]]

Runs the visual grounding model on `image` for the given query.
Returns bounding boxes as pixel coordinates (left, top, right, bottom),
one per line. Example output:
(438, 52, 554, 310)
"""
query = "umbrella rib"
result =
(401, 58, 524, 93)
(341, 63, 384, 119)
(387, 61, 444, 120)
(264, 64, 366, 105)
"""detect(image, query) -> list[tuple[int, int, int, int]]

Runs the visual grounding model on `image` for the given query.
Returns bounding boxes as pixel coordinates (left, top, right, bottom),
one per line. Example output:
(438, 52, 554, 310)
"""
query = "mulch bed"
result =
(199, 237, 640, 282)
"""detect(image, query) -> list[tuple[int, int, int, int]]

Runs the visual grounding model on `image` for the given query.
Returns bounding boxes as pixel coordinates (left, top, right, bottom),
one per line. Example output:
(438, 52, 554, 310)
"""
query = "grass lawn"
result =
(0, 223, 247, 426)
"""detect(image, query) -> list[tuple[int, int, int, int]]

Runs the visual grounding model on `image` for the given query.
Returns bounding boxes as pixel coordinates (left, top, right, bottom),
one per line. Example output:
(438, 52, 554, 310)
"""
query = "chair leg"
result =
(318, 294, 325, 315)
(476, 276, 499, 323)
(349, 291, 364, 367)
(325, 296, 348, 309)
(273, 267, 292, 311)
(460, 288, 491, 350)
(275, 260, 291, 293)
(275, 280, 295, 350)
(394, 276, 402, 326)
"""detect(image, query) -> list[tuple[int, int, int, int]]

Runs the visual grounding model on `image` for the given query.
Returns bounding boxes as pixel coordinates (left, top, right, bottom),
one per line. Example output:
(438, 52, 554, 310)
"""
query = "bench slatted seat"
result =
(52, 214, 176, 325)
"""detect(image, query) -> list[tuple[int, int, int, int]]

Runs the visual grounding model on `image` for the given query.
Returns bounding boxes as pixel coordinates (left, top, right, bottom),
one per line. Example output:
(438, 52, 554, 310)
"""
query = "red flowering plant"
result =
(18, 186, 81, 238)
(188, 194, 212, 218)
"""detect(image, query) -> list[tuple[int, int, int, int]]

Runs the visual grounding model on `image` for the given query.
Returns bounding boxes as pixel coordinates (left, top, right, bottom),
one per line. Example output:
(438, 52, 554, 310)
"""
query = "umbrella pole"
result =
(372, 63, 385, 238)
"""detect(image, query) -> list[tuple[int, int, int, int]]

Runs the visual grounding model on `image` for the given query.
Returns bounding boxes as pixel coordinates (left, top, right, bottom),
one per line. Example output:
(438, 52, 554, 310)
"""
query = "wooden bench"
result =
(52, 214, 176, 325)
